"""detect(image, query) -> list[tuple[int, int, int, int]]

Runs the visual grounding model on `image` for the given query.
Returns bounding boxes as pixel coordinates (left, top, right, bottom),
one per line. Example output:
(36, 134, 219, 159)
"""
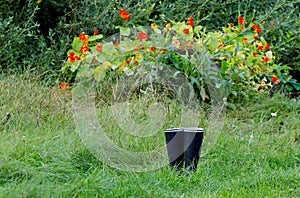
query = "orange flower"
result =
(218, 41, 223, 48)
(166, 23, 172, 29)
(134, 46, 139, 52)
(238, 16, 245, 24)
(150, 46, 155, 52)
(79, 33, 88, 44)
(228, 23, 234, 28)
(243, 38, 248, 43)
(258, 45, 264, 50)
(68, 52, 81, 63)
(113, 43, 120, 47)
(96, 44, 103, 52)
(120, 9, 131, 21)
(274, 79, 281, 85)
(183, 28, 189, 34)
(240, 26, 245, 30)
(265, 43, 270, 50)
(272, 75, 278, 82)
(137, 32, 149, 40)
(272, 75, 281, 85)
(79, 33, 85, 40)
(187, 17, 194, 27)
(80, 45, 89, 54)
(161, 49, 167, 54)
(59, 83, 71, 90)
(251, 25, 262, 33)
(253, 52, 258, 57)
(253, 33, 259, 39)
(263, 56, 270, 62)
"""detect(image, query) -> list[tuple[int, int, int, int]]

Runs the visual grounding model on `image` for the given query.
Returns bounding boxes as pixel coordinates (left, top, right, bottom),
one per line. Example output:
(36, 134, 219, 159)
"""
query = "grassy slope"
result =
(0, 76, 299, 197)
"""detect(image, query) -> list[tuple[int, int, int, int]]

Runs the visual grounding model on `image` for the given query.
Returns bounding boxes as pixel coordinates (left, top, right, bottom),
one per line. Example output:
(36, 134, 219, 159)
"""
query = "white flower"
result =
(271, 112, 277, 117)
(266, 51, 273, 59)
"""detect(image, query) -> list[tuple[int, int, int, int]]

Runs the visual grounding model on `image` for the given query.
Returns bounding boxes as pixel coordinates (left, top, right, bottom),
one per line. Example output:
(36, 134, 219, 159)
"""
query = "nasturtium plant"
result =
(62, 11, 299, 102)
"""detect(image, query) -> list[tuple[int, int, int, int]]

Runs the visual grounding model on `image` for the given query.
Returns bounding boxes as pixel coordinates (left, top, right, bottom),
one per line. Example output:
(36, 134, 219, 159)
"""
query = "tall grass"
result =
(0, 75, 299, 197)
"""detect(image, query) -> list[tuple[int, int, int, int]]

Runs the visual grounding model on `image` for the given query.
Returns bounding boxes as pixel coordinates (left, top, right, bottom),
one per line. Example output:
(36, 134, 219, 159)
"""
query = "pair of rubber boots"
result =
(164, 128, 204, 172)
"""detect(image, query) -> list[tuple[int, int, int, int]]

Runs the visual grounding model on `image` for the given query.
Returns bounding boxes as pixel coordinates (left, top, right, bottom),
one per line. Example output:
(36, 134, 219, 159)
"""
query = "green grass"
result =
(0, 75, 299, 197)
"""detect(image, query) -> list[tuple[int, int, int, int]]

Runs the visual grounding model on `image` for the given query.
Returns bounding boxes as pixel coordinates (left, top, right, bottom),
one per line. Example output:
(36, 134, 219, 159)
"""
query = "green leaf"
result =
(77, 66, 94, 78)
(286, 85, 293, 91)
(94, 66, 105, 82)
(260, 36, 267, 46)
(193, 26, 203, 34)
(89, 34, 103, 42)
(291, 82, 300, 90)
(231, 91, 237, 96)
(70, 61, 81, 72)
(72, 37, 83, 52)
(116, 26, 131, 36)
(61, 62, 71, 73)
(280, 65, 293, 70)
(200, 87, 206, 101)
(190, 76, 200, 88)
(221, 60, 228, 75)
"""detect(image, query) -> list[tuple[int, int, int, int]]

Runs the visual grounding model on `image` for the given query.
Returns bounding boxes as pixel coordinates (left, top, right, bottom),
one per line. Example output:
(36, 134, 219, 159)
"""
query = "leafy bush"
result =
(62, 12, 299, 104)
(1, 0, 299, 95)
(0, 0, 40, 73)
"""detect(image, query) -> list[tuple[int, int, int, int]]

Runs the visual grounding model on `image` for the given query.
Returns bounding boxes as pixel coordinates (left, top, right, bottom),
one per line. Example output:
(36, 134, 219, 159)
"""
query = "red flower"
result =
(274, 79, 281, 85)
(253, 33, 259, 39)
(253, 52, 258, 57)
(68, 52, 79, 63)
(240, 26, 245, 30)
(238, 16, 245, 24)
(251, 25, 262, 33)
(258, 45, 264, 50)
(272, 75, 281, 85)
(137, 32, 149, 40)
(161, 49, 167, 54)
(113, 43, 120, 47)
(228, 23, 234, 28)
(75, 55, 81, 60)
(243, 38, 248, 43)
(59, 83, 71, 90)
(96, 44, 103, 52)
(218, 41, 223, 48)
(187, 17, 194, 27)
(150, 46, 155, 52)
(263, 56, 270, 62)
(126, 60, 131, 64)
(79, 33, 88, 44)
(134, 46, 139, 52)
(272, 75, 278, 82)
(183, 28, 189, 34)
(80, 45, 89, 54)
(69, 56, 75, 63)
(94, 29, 99, 35)
(265, 43, 270, 50)
(79, 33, 85, 40)
(120, 9, 131, 21)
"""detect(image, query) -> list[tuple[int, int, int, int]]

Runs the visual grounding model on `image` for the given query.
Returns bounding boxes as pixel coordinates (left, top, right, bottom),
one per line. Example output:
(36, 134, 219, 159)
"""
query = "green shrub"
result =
(0, 0, 40, 73)
(1, 0, 299, 95)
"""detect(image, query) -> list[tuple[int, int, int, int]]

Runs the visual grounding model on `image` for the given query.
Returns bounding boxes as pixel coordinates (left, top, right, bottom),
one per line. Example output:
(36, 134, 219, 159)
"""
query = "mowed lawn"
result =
(0, 76, 299, 197)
